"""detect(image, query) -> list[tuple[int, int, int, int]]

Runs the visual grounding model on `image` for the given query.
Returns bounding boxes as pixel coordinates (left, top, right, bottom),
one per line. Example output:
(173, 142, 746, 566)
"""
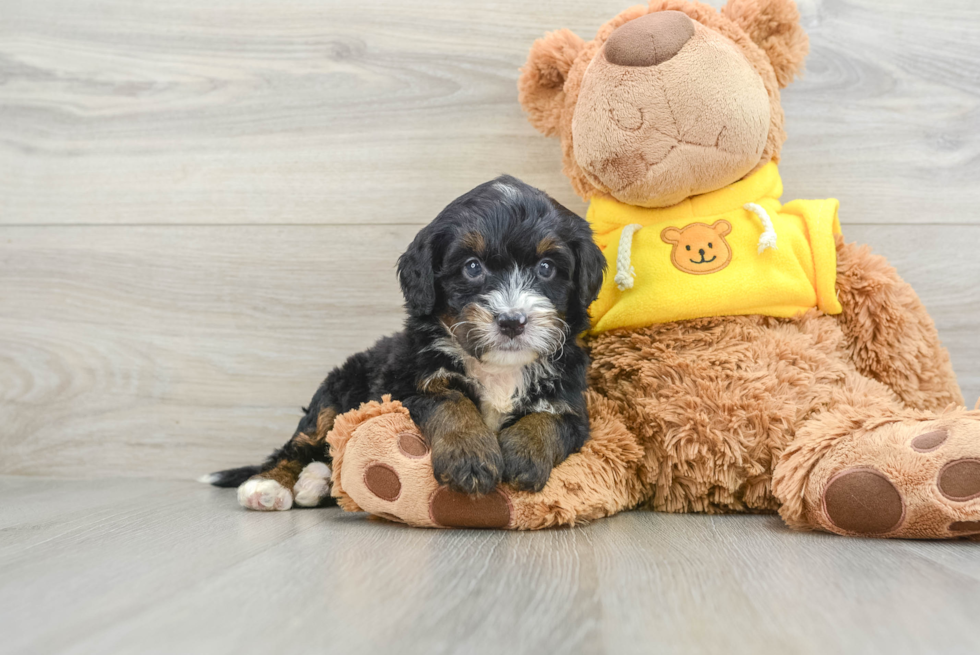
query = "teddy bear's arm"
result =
(834, 235, 964, 411)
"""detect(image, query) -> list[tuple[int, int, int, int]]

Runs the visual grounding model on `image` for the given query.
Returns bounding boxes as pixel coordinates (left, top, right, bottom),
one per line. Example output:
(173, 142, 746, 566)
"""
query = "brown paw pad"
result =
(938, 459, 980, 501)
(823, 468, 905, 535)
(911, 428, 948, 453)
(950, 521, 980, 534)
(429, 487, 511, 529)
(363, 462, 401, 501)
(397, 431, 429, 458)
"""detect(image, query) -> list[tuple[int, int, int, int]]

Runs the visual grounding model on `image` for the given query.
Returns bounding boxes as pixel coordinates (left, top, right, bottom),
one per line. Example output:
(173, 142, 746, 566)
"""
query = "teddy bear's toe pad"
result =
(938, 459, 980, 501)
(398, 432, 429, 458)
(429, 487, 512, 529)
(911, 429, 948, 452)
(823, 469, 905, 535)
(364, 463, 402, 501)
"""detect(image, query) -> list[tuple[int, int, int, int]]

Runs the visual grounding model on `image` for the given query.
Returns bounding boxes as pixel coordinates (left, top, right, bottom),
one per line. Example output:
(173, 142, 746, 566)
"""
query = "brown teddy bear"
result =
(325, 0, 980, 538)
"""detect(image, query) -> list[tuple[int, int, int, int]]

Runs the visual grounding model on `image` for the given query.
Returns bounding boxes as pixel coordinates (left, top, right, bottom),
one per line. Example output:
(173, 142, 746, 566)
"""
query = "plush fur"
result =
(207, 176, 605, 507)
(317, 0, 980, 539)
(518, 0, 800, 207)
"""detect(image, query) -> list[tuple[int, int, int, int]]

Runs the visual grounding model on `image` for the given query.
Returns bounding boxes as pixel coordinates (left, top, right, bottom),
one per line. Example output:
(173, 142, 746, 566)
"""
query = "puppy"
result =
(205, 176, 605, 510)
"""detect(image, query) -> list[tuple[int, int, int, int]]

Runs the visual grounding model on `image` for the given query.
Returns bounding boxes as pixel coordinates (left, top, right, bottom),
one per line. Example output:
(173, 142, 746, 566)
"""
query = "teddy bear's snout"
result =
(604, 10, 695, 68)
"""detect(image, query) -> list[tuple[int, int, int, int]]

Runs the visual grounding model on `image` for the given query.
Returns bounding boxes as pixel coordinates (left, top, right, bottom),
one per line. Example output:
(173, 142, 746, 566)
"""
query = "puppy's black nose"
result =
(496, 312, 527, 339)
(699, 248, 705, 257)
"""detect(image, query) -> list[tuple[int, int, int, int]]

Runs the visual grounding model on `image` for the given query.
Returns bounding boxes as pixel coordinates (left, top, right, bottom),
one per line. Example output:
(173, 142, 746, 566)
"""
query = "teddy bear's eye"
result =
(686, 245, 691, 251)
(708, 243, 713, 248)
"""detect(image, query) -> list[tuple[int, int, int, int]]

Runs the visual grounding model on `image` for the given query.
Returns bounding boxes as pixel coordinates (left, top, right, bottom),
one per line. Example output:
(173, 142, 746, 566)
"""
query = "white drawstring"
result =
(614, 224, 643, 290)
(744, 203, 778, 253)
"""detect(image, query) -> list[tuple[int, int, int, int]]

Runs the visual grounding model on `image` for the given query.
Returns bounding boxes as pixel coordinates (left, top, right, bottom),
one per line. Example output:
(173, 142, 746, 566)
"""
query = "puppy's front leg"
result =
(406, 391, 503, 495)
(499, 411, 589, 492)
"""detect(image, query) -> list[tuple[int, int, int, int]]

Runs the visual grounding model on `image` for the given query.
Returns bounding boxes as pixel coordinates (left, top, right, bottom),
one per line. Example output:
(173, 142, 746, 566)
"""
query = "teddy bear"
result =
(322, 0, 980, 538)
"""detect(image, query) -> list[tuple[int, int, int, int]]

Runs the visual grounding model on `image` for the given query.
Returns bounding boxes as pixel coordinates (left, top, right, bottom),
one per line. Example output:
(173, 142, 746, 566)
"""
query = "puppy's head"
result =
(397, 175, 605, 366)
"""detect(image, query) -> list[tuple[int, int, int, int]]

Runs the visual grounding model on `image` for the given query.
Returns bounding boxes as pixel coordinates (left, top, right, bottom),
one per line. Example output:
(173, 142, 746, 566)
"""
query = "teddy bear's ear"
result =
(518, 29, 586, 137)
(721, 0, 809, 88)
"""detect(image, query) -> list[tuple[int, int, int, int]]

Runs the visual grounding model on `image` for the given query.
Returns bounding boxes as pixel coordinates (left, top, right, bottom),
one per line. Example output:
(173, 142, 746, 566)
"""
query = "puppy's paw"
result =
(501, 450, 553, 493)
(431, 432, 503, 496)
(237, 477, 293, 511)
(499, 423, 558, 493)
(293, 461, 332, 507)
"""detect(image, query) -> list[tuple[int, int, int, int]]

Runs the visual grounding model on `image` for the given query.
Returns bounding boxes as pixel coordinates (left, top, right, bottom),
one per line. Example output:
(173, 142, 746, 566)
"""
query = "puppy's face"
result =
(398, 176, 605, 365)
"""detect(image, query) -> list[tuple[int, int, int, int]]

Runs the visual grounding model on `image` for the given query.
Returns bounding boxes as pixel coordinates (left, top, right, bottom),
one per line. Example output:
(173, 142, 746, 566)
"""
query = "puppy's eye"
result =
(536, 259, 556, 281)
(463, 258, 484, 280)
(686, 245, 691, 251)
(708, 243, 713, 248)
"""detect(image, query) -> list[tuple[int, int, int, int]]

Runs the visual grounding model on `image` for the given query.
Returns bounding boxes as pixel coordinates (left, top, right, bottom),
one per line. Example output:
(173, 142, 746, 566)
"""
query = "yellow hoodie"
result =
(587, 163, 842, 333)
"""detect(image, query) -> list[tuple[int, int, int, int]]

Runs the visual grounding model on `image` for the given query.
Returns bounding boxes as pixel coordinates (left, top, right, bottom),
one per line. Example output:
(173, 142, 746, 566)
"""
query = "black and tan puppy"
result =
(204, 176, 605, 510)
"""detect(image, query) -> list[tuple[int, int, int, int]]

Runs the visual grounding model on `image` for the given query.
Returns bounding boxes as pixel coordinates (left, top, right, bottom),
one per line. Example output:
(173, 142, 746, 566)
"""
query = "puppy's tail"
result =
(199, 465, 262, 488)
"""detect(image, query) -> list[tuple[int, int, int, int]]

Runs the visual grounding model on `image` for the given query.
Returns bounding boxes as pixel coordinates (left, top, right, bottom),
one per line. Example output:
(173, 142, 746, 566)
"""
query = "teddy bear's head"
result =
(518, 0, 808, 208)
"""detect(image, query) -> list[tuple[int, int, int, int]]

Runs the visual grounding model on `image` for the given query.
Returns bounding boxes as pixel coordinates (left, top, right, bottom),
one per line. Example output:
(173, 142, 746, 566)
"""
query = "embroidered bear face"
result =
(660, 220, 733, 275)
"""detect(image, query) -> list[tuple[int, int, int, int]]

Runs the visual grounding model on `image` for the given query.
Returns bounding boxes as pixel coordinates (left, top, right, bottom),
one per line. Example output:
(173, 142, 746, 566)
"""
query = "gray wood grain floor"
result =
(2, 0, 979, 480)
(2, 475, 979, 655)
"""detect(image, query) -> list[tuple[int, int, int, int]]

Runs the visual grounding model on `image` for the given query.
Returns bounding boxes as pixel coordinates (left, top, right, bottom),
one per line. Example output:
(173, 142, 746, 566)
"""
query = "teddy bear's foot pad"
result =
(823, 469, 904, 535)
(817, 417, 980, 538)
(429, 488, 512, 529)
(339, 413, 516, 528)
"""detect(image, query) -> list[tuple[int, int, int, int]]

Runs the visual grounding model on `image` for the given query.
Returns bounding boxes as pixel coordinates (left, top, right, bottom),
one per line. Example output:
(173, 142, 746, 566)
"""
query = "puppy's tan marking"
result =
(259, 459, 304, 489)
(536, 236, 559, 256)
(316, 407, 338, 442)
(500, 412, 562, 464)
(419, 373, 450, 394)
(425, 390, 502, 494)
(293, 406, 338, 449)
(427, 392, 493, 451)
(461, 231, 486, 254)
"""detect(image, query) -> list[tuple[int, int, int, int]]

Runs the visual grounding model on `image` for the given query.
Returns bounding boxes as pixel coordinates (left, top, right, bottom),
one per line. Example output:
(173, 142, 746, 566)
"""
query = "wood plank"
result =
(2, 476, 980, 655)
(1, 223, 977, 480)
(1, 0, 980, 226)
(0, 477, 333, 655)
(0, 224, 412, 479)
(846, 225, 980, 407)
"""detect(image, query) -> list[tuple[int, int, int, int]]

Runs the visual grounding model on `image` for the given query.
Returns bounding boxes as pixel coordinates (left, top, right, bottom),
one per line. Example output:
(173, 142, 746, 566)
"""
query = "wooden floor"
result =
(2, 475, 979, 655)
(2, 0, 979, 481)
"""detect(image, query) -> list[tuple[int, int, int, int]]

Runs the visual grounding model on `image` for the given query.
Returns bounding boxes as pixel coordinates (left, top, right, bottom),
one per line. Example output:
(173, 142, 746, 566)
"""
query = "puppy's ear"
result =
(572, 226, 606, 306)
(722, 0, 809, 88)
(397, 227, 438, 318)
(518, 29, 586, 137)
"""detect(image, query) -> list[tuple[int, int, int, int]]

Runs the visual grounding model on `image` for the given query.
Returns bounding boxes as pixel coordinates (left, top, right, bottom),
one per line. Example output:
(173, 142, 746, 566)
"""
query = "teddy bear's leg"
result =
(835, 236, 964, 411)
(329, 393, 647, 529)
(773, 372, 980, 538)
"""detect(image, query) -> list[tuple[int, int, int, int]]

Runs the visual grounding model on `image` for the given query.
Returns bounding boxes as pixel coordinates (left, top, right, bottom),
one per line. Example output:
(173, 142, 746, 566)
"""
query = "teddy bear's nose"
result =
(604, 10, 695, 67)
